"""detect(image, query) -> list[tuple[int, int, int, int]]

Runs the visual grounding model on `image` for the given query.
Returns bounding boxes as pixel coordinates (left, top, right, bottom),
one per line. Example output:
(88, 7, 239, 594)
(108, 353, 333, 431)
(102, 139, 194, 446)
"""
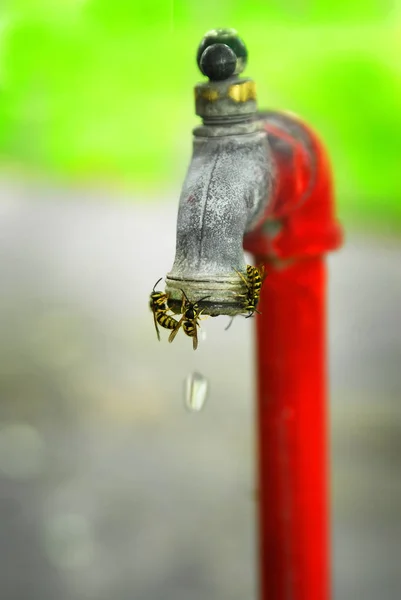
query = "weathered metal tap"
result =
(165, 28, 274, 316)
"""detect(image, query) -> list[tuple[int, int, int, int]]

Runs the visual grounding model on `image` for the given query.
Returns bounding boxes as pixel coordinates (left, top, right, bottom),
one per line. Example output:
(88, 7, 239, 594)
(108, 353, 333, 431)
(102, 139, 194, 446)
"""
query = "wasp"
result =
(149, 278, 178, 341)
(235, 264, 266, 318)
(168, 290, 210, 350)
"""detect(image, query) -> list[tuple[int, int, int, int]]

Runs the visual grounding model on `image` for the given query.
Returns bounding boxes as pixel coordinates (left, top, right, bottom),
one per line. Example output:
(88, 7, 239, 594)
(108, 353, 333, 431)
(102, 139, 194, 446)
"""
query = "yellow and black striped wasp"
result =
(149, 278, 178, 341)
(226, 264, 266, 330)
(168, 290, 210, 350)
(238, 264, 266, 318)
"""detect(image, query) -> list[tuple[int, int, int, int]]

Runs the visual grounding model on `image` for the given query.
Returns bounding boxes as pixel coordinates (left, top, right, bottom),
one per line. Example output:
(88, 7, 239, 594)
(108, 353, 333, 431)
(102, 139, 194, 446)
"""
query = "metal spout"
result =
(165, 29, 275, 316)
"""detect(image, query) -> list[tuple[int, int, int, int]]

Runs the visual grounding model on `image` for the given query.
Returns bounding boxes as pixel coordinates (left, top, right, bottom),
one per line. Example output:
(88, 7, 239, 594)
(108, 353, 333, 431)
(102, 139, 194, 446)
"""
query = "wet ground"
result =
(0, 185, 400, 599)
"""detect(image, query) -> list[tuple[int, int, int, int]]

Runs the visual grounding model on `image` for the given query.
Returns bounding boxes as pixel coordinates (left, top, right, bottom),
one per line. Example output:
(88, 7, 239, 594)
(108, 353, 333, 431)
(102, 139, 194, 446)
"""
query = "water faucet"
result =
(163, 28, 343, 600)
(165, 29, 274, 317)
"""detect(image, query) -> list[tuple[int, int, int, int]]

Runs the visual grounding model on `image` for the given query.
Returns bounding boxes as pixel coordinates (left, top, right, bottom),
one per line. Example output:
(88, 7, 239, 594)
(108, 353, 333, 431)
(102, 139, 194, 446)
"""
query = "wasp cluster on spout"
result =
(149, 278, 209, 350)
(149, 265, 266, 350)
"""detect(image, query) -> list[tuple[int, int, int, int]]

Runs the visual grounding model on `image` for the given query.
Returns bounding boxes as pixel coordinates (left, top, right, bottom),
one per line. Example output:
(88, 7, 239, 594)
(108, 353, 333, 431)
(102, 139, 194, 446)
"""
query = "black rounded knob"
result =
(199, 44, 237, 81)
(196, 28, 248, 80)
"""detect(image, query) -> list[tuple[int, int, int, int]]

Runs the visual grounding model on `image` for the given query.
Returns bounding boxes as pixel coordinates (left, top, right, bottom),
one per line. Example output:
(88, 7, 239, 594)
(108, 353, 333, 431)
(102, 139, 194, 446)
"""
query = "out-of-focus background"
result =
(0, 2, 400, 600)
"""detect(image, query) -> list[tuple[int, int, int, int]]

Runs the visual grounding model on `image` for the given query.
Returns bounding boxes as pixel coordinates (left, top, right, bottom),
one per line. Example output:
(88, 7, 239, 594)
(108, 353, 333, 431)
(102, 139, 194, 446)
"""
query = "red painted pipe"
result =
(244, 112, 342, 600)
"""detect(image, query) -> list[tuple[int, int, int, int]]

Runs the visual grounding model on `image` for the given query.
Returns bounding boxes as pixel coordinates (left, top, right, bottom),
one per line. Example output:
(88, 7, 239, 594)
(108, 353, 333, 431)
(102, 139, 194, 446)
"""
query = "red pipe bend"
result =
(245, 111, 342, 262)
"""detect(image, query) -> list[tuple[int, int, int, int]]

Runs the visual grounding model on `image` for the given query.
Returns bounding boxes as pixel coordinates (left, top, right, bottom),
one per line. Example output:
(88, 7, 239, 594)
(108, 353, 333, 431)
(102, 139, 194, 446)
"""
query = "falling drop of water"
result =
(184, 372, 209, 412)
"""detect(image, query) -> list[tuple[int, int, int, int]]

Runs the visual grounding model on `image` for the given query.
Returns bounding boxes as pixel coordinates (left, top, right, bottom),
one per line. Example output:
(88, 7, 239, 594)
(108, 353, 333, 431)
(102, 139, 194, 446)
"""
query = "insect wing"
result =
(168, 317, 183, 344)
(153, 313, 161, 340)
(256, 264, 266, 282)
(234, 268, 250, 289)
(192, 328, 199, 351)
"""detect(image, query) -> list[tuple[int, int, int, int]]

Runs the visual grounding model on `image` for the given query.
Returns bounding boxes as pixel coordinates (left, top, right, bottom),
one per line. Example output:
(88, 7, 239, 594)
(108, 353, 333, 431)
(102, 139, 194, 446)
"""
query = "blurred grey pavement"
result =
(0, 182, 400, 600)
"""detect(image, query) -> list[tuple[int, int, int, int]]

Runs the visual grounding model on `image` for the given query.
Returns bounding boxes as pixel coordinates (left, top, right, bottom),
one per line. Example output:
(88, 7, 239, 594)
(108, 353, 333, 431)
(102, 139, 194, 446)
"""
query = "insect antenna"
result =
(180, 288, 190, 303)
(152, 277, 163, 293)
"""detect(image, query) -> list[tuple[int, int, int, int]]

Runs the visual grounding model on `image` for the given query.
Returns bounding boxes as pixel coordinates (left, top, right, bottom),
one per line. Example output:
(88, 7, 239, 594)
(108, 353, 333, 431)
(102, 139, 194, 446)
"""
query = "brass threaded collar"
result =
(194, 78, 257, 119)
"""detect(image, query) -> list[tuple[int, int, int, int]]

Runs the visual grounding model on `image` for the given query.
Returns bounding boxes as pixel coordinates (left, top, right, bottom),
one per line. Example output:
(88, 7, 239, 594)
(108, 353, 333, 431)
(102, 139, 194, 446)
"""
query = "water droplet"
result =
(184, 372, 209, 412)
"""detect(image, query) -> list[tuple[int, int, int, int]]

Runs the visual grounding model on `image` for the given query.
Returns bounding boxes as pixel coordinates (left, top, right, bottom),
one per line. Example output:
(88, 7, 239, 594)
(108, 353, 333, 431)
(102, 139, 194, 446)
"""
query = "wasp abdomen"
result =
(183, 321, 196, 336)
(157, 313, 177, 330)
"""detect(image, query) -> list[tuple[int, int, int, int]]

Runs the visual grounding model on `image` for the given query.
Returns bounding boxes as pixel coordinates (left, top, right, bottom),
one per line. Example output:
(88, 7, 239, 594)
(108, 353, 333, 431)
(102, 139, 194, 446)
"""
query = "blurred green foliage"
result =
(0, 1, 400, 226)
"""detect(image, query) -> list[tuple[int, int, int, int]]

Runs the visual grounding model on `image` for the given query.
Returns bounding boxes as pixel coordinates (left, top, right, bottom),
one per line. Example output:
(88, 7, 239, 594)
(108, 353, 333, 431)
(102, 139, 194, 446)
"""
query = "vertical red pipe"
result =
(244, 112, 342, 600)
(256, 257, 328, 600)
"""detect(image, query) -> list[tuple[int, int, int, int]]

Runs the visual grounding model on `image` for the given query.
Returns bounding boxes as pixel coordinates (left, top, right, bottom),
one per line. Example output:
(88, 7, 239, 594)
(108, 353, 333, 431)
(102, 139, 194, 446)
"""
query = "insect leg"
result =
(225, 316, 234, 331)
